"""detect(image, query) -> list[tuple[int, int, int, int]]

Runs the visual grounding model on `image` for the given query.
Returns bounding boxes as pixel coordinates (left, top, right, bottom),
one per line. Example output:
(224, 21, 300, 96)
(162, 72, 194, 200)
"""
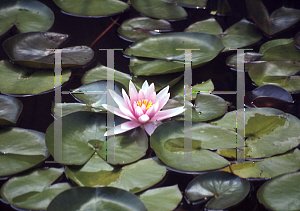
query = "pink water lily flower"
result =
(103, 80, 185, 136)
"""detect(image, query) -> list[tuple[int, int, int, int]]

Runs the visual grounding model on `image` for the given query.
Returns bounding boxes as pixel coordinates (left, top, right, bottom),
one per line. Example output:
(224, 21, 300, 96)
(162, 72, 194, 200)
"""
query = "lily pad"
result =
(118, 17, 172, 42)
(0, 168, 72, 210)
(0, 60, 71, 95)
(47, 187, 147, 211)
(160, 0, 207, 8)
(130, 0, 187, 20)
(212, 108, 300, 159)
(81, 64, 132, 91)
(52, 0, 129, 17)
(248, 61, 300, 93)
(138, 185, 182, 211)
(0, 95, 23, 126)
(65, 155, 167, 193)
(185, 18, 262, 50)
(246, 0, 300, 36)
(185, 171, 250, 210)
(226, 52, 264, 71)
(216, 0, 232, 16)
(0, 127, 49, 177)
(221, 149, 300, 179)
(257, 171, 300, 211)
(0, 0, 54, 36)
(45, 112, 148, 165)
(150, 121, 244, 172)
(295, 31, 300, 49)
(3, 32, 94, 68)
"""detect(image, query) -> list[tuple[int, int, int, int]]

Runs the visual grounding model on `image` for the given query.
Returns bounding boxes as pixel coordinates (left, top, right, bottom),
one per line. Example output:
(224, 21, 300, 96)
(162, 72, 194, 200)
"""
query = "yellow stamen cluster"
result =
(136, 99, 153, 110)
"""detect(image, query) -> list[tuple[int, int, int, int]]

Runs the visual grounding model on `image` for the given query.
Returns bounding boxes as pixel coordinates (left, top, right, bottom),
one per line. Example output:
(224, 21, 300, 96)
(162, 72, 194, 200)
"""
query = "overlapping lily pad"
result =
(52, 0, 129, 17)
(138, 185, 182, 211)
(0, 0, 54, 36)
(0, 127, 49, 177)
(184, 18, 262, 50)
(248, 61, 300, 93)
(212, 108, 300, 159)
(118, 17, 172, 42)
(3, 32, 94, 68)
(0, 168, 71, 210)
(150, 121, 244, 172)
(130, 0, 187, 20)
(0, 95, 23, 125)
(0, 60, 71, 95)
(246, 0, 300, 36)
(226, 52, 264, 70)
(47, 187, 147, 211)
(65, 155, 167, 193)
(257, 171, 300, 211)
(185, 172, 250, 210)
(222, 149, 300, 179)
(45, 112, 148, 165)
(161, 0, 207, 8)
(125, 32, 224, 75)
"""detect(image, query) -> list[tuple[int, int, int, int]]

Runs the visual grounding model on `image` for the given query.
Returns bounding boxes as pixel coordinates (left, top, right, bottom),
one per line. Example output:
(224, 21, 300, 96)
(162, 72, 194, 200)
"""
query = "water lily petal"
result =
(156, 85, 169, 101)
(135, 105, 144, 118)
(138, 89, 145, 101)
(152, 106, 185, 121)
(104, 121, 141, 136)
(138, 114, 150, 124)
(129, 88, 138, 104)
(141, 103, 147, 113)
(157, 93, 170, 111)
(149, 92, 157, 104)
(145, 83, 155, 99)
(122, 88, 133, 112)
(143, 122, 158, 136)
(102, 104, 133, 120)
(146, 104, 157, 119)
(141, 80, 149, 93)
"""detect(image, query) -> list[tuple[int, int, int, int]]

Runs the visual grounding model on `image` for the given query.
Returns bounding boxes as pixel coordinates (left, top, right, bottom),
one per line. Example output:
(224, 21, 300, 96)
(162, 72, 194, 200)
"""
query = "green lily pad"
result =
(258, 39, 300, 62)
(248, 61, 300, 93)
(161, 0, 207, 8)
(0, 60, 71, 95)
(0, 95, 23, 126)
(0, 168, 71, 210)
(212, 108, 300, 159)
(3, 32, 94, 68)
(0, 127, 49, 177)
(257, 171, 300, 211)
(47, 187, 147, 211)
(226, 52, 264, 70)
(81, 64, 132, 91)
(150, 121, 243, 172)
(185, 172, 250, 210)
(45, 112, 148, 165)
(222, 149, 300, 179)
(295, 31, 300, 49)
(118, 17, 172, 42)
(246, 0, 300, 36)
(185, 18, 262, 51)
(65, 155, 167, 193)
(52, 0, 129, 17)
(0, 0, 54, 36)
(216, 0, 232, 16)
(130, 0, 187, 20)
(138, 185, 182, 211)
(124, 32, 224, 75)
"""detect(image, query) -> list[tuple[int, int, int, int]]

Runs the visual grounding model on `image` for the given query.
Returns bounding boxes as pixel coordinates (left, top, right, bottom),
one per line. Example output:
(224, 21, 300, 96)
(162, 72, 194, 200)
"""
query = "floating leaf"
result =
(0, 60, 71, 95)
(212, 108, 300, 159)
(52, 0, 129, 17)
(185, 172, 250, 210)
(0, 95, 23, 126)
(0, 0, 54, 36)
(257, 171, 300, 211)
(118, 17, 172, 42)
(217, 0, 232, 16)
(3, 32, 94, 68)
(295, 31, 300, 49)
(222, 149, 300, 179)
(65, 155, 167, 193)
(0, 127, 49, 177)
(0, 168, 71, 210)
(47, 187, 147, 211)
(226, 52, 264, 70)
(248, 61, 300, 93)
(45, 112, 148, 165)
(185, 18, 262, 50)
(130, 0, 187, 20)
(160, 0, 207, 8)
(259, 39, 293, 55)
(246, 0, 300, 36)
(139, 185, 182, 211)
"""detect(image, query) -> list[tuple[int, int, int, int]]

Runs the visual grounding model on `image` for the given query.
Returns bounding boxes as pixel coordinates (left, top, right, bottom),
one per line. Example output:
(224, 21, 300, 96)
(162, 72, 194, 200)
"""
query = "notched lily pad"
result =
(0, 95, 23, 125)
(0, 168, 72, 210)
(0, 127, 49, 177)
(185, 171, 250, 210)
(3, 32, 94, 68)
(0, 0, 54, 36)
(118, 17, 172, 42)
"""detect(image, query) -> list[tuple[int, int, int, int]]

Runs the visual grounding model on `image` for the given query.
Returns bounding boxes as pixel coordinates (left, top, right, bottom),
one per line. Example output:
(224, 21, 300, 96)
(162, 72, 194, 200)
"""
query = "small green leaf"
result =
(0, 95, 23, 126)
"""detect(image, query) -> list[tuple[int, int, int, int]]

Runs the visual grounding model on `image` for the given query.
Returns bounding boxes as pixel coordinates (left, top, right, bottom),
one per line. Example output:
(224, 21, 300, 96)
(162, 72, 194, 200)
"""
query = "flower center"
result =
(136, 99, 153, 110)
